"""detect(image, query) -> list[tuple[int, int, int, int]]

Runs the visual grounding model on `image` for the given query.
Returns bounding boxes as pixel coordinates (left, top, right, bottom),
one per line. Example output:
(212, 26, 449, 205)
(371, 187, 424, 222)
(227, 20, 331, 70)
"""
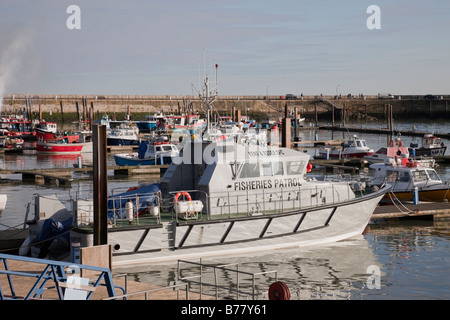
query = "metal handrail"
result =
(102, 282, 189, 300)
(177, 259, 278, 300)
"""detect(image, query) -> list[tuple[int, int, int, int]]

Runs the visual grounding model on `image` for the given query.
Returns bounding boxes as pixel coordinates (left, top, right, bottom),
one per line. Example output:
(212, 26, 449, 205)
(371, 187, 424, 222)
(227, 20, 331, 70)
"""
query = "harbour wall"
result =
(1, 94, 450, 121)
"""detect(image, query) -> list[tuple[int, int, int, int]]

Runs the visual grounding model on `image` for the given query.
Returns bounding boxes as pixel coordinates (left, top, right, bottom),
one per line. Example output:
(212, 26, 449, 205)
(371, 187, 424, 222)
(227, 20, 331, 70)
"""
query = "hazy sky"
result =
(1, 0, 449, 96)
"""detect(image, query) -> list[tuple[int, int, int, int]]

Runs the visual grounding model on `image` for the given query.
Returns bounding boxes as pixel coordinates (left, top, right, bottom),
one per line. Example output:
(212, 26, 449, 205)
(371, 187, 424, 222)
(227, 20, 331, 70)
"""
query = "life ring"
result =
(268, 281, 290, 300)
(174, 191, 191, 202)
(397, 140, 403, 147)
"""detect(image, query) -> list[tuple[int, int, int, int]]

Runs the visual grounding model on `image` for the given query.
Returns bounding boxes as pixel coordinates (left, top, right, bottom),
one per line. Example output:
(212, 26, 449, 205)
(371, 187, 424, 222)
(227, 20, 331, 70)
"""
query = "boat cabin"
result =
(370, 160, 443, 191)
(161, 140, 355, 216)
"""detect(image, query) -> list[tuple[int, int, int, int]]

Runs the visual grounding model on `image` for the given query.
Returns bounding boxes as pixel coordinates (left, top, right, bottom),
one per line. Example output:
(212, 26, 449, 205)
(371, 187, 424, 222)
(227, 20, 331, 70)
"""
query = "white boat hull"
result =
(70, 187, 387, 267)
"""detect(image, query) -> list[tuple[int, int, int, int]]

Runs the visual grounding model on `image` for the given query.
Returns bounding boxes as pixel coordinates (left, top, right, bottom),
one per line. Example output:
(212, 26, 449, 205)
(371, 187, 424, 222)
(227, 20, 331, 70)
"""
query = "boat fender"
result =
(127, 186, 139, 192)
(174, 191, 192, 202)
(268, 281, 290, 300)
(19, 236, 31, 256)
(125, 200, 134, 223)
(306, 163, 313, 173)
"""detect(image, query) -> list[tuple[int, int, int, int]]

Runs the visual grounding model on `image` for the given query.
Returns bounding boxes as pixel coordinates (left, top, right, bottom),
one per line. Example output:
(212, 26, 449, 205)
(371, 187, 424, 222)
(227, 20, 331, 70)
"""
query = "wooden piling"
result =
(60, 101, 64, 123)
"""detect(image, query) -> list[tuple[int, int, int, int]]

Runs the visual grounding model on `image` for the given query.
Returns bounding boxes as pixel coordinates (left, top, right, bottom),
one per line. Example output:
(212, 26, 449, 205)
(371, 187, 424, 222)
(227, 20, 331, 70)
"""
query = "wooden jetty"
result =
(0, 165, 168, 185)
(318, 124, 450, 140)
(372, 201, 450, 221)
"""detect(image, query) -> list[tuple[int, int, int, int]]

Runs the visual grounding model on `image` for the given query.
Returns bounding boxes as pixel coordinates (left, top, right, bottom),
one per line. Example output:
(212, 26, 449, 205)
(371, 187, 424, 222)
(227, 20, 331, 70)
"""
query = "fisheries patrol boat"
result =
(23, 134, 389, 267)
(22, 77, 390, 267)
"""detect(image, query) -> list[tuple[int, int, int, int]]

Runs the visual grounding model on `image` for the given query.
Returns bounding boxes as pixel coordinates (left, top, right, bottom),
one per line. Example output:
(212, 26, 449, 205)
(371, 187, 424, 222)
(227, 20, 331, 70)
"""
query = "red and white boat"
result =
(364, 136, 409, 164)
(36, 138, 92, 155)
(317, 135, 374, 159)
(34, 121, 57, 140)
(34, 121, 80, 143)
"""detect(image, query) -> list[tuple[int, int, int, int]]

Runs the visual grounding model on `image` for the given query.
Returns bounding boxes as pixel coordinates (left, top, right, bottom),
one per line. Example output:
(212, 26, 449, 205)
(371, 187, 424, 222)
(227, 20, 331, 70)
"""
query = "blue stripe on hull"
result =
(107, 138, 139, 146)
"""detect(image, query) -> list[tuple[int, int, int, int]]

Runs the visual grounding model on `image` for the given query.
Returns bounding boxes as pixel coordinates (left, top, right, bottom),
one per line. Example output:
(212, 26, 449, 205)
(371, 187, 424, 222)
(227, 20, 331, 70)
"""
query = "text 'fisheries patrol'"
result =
(234, 177, 302, 191)
(248, 150, 284, 157)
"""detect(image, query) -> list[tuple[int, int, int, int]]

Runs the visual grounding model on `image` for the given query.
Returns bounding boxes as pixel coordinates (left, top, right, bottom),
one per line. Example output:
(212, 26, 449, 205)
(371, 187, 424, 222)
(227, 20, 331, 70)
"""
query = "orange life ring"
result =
(174, 191, 191, 202)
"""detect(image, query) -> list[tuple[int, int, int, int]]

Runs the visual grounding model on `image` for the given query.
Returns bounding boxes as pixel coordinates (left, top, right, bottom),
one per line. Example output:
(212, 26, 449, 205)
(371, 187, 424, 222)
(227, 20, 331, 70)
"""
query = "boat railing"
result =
(73, 181, 361, 227)
(197, 182, 355, 220)
(72, 190, 162, 228)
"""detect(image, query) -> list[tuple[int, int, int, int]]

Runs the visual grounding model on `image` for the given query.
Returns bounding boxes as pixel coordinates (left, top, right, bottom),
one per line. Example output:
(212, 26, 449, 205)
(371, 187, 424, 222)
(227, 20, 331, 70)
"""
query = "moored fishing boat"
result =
(409, 134, 447, 157)
(317, 135, 374, 159)
(106, 125, 140, 146)
(113, 140, 179, 166)
(369, 158, 450, 202)
(364, 136, 409, 164)
(36, 137, 92, 155)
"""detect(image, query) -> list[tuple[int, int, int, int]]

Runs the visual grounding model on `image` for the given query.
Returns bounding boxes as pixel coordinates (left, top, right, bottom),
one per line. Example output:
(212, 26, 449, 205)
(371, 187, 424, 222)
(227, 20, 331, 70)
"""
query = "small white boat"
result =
(317, 135, 374, 159)
(114, 141, 179, 166)
(106, 125, 140, 146)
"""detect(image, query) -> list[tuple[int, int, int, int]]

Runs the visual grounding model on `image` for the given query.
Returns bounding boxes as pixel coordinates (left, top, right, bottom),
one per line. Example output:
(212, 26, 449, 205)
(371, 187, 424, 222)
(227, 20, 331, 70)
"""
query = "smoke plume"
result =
(0, 31, 32, 113)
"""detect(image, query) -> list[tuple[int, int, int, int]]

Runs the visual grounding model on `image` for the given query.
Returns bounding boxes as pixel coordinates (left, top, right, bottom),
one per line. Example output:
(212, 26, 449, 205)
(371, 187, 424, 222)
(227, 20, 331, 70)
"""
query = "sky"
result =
(0, 0, 449, 97)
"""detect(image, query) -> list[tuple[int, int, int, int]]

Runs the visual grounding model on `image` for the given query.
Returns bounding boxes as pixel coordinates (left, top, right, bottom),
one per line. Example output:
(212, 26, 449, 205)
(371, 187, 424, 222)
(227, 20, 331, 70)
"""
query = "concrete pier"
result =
(2, 93, 450, 121)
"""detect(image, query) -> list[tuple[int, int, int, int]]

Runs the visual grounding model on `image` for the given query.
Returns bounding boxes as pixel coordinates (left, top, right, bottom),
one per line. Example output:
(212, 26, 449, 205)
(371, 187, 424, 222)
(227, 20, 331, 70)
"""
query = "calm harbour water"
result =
(0, 119, 449, 300)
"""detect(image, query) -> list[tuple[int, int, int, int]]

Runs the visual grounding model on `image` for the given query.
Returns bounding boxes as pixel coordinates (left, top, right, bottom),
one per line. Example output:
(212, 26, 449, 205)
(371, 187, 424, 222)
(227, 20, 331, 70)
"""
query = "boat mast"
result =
(194, 63, 218, 136)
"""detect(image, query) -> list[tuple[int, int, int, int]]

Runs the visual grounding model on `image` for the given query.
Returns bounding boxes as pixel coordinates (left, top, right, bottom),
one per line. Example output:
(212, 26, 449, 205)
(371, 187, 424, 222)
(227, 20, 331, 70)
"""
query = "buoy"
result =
(174, 191, 192, 202)
(306, 163, 313, 173)
(268, 281, 290, 300)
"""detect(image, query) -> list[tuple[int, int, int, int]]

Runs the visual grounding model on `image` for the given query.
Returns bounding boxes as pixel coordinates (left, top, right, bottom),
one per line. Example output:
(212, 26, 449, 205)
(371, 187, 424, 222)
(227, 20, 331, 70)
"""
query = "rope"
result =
(387, 192, 414, 215)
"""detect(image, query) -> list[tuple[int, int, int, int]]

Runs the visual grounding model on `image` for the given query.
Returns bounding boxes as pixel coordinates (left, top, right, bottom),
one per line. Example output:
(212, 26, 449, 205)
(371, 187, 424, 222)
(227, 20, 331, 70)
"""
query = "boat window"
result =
(386, 170, 398, 182)
(239, 163, 260, 178)
(155, 146, 161, 151)
(412, 170, 428, 182)
(356, 141, 361, 147)
(261, 162, 273, 176)
(426, 170, 440, 181)
(286, 161, 304, 175)
(398, 171, 410, 182)
(162, 145, 172, 151)
(273, 161, 284, 176)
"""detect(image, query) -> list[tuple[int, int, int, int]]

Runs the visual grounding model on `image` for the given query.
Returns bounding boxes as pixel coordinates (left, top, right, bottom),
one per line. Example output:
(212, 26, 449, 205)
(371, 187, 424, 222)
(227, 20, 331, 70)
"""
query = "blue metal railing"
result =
(0, 253, 123, 300)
